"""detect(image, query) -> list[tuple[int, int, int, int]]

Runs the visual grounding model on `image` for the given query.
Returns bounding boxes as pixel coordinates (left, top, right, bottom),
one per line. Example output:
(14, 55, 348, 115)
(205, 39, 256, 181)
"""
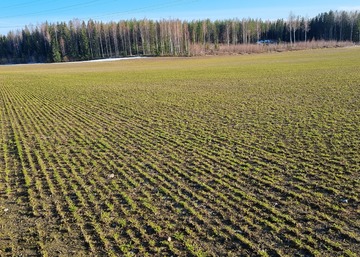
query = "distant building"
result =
(256, 40, 277, 45)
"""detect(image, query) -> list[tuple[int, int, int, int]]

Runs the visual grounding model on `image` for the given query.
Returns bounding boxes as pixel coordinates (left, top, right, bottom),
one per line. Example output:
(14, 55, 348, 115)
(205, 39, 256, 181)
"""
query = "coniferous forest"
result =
(0, 10, 359, 64)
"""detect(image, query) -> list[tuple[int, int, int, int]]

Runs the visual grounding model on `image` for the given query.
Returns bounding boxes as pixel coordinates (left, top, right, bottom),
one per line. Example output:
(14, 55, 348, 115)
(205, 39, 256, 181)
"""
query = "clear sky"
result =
(0, 0, 359, 35)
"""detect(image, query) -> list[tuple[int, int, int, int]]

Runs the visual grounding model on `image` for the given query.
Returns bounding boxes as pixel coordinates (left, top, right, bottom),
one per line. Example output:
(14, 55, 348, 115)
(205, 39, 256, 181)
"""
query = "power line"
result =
(0, 0, 102, 19)
(0, 0, 201, 32)
(83, 0, 199, 20)
(0, 0, 199, 20)
(0, 0, 47, 9)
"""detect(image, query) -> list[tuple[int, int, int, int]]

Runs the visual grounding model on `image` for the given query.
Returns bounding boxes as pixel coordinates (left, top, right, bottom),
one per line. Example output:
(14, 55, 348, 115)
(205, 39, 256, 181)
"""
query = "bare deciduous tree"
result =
(302, 15, 310, 42)
(288, 12, 295, 44)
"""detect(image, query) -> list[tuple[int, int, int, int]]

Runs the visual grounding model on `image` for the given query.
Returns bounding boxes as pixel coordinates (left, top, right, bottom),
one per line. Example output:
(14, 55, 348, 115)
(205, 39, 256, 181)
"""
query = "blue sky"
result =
(0, 0, 359, 35)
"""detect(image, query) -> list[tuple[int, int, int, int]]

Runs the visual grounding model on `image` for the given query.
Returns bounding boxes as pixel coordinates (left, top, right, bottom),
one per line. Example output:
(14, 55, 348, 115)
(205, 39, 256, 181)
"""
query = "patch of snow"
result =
(2, 56, 148, 66)
(70, 56, 147, 64)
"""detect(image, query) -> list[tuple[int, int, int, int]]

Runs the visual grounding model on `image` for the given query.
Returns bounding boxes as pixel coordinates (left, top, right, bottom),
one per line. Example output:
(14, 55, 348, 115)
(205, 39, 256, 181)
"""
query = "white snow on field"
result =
(2, 56, 147, 66)
(70, 56, 147, 63)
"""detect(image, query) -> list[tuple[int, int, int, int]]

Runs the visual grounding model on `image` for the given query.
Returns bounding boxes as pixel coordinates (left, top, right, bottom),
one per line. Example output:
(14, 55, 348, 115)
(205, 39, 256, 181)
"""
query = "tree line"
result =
(0, 10, 359, 64)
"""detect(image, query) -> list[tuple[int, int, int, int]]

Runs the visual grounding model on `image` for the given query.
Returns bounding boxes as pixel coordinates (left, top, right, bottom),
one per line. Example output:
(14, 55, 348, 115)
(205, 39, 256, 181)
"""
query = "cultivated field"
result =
(0, 48, 359, 256)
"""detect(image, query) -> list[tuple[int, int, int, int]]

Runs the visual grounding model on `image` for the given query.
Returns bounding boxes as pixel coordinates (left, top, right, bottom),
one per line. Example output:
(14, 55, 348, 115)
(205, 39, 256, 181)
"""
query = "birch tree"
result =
(288, 12, 295, 44)
(302, 16, 310, 42)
